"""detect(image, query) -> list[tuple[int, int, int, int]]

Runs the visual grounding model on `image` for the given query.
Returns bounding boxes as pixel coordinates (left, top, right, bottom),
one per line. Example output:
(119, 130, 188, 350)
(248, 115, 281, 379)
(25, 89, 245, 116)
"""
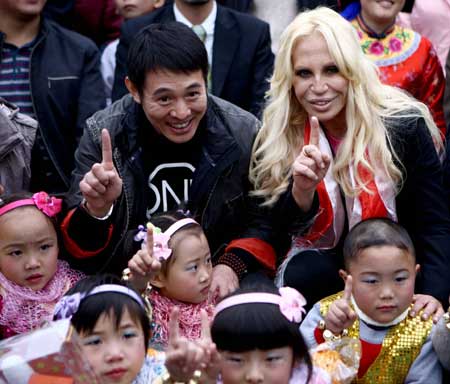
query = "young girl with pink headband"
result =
(0, 192, 84, 338)
(127, 210, 216, 348)
(206, 284, 331, 384)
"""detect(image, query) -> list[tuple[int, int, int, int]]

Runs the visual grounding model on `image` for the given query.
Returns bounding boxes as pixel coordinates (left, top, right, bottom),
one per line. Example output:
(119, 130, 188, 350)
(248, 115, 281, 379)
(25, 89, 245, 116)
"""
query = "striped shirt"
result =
(0, 40, 36, 117)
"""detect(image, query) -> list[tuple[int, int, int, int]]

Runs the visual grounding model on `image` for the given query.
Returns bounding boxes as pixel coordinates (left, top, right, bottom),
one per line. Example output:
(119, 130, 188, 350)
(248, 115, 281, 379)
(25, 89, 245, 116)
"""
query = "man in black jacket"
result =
(112, 0, 274, 118)
(0, 0, 105, 193)
(63, 23, 262, 296)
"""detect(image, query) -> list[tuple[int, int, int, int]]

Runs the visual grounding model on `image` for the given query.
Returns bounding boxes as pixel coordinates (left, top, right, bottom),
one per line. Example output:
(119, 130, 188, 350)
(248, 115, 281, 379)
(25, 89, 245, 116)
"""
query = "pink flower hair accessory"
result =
(214, 287, 307, 323)
(278, 286, 307, 323)
(0, 191, 62, 218)
(134, 218, 199, 261)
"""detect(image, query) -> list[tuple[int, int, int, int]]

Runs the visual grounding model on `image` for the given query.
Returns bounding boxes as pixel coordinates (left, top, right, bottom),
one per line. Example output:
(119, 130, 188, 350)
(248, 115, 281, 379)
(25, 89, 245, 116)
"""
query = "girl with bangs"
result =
(210, 284, 325, 383)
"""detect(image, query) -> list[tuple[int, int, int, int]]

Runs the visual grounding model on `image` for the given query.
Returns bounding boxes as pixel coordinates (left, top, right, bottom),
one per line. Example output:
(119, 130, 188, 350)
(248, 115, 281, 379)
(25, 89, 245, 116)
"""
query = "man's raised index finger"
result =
(101, 129, 114, 169)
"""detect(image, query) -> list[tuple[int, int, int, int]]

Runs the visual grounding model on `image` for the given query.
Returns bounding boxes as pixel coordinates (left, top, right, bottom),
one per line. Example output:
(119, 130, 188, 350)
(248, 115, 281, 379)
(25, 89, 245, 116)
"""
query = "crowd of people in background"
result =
(0, 0, 449, 383)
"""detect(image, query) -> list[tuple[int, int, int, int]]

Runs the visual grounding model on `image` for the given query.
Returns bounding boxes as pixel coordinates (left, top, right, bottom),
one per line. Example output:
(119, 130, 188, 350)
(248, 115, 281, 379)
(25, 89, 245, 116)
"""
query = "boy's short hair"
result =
(127, 22, 209, 95)
(343, 218, 415, 268)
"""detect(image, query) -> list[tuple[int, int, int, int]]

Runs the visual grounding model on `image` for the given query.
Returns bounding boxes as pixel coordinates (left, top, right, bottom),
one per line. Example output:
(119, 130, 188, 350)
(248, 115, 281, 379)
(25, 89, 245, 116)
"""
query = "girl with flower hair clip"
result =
(0, 192, 84, 339)
(177, 284, 332, 384)
(126, 210, 216, 348)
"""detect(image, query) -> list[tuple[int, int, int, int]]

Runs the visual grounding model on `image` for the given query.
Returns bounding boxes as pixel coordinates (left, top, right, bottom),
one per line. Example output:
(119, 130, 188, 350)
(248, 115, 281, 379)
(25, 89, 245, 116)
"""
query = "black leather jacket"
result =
(64, 94, 259, 274)
(0, 18, 105, 192)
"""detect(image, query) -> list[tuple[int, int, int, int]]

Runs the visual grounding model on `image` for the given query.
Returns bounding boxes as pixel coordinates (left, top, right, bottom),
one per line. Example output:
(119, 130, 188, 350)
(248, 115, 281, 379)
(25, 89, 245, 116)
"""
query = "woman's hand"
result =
(292, 116, 330, 211)
(410, 294, 445, 323)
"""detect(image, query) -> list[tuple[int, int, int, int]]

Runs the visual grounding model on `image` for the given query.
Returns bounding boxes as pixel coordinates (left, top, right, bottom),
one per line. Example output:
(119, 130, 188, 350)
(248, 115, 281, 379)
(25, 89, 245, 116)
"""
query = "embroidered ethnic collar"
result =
(352, 17, 421, 66)
(356, 14, 395, 39)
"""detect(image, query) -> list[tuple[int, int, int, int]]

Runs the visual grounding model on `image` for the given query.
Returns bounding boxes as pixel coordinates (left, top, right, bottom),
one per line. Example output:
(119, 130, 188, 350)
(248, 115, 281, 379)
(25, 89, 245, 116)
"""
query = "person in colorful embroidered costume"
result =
(243, 7, 450, 310)
(54, 275, 208, 384)
(127, 210, 216, 348)
(198, 284, 331, 383)
(0, 191, 84, 339)
(340, 0, 446, 136)
(300, 218, 443, 383)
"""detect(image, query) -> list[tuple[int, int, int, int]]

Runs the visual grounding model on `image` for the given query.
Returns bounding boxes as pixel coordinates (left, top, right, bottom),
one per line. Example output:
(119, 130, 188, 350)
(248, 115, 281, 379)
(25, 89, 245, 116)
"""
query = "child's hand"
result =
(165, 307, 210, 382)
(325, 275, 356, 335)
(195, 310, 221, 384)
(127, 227, 161, 291)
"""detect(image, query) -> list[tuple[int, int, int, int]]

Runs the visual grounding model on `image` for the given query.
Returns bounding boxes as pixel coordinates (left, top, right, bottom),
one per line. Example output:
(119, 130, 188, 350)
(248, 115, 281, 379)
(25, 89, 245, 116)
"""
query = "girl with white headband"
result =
(54, 274, 208, 384)
(127, 210, 216, 348)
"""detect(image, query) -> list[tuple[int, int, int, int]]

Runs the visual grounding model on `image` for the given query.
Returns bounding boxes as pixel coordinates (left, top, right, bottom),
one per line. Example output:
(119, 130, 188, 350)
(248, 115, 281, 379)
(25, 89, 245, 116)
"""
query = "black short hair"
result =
(343, 218, 415, 268)
(127, 22, 209, 94)
(62, 275, 150, 347)
(211, 283, 312, 380)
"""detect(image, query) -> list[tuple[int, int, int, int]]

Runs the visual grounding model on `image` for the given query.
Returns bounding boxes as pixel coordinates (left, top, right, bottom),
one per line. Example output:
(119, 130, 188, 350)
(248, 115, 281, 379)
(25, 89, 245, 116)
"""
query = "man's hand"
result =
(79, 129, 123, 217)
(209, 264, 238, 299)
(325, 275, 357, 334)
(292, 116, 331, 211)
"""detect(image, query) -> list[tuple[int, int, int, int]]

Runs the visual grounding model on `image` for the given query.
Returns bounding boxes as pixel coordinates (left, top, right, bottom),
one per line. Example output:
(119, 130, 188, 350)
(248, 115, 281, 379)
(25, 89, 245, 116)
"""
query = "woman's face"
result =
(291, 32, 349, 136)
(360, 0, 406, 31)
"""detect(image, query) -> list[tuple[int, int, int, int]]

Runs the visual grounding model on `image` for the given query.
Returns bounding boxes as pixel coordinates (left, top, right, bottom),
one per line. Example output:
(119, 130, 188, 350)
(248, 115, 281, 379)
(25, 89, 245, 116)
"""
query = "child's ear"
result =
(149, 273, 166, 289)
(154, 0, 165, 8)
(415, 264, 420, 275)
(339, 269, 349, 282)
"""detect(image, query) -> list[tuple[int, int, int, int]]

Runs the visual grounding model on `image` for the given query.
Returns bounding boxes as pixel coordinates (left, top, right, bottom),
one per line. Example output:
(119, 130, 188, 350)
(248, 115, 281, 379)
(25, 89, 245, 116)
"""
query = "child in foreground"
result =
(163, 284, 332, 383)
(54, 274, 206, 384)
(127, 210, 215, 348)
(300, 218, 442, 383)
(0, 192, 84, 338)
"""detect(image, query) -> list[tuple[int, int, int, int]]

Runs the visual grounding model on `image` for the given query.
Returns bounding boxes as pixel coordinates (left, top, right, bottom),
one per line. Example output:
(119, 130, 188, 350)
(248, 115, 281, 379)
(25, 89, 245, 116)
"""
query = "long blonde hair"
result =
(250, 7, 441, 207)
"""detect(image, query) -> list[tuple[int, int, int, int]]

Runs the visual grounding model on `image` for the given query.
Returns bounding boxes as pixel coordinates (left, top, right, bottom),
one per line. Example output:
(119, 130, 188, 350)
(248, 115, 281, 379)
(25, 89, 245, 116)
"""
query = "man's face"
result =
(178, 0, 211, 5)
(0, 0, 46, 19)
(126, 69, 207, 144)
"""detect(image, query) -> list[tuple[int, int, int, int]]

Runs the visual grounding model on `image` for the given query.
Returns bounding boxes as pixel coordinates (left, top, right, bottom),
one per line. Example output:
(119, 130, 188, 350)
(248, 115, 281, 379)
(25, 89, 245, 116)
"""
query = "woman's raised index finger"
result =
(309, 116, 320, 147)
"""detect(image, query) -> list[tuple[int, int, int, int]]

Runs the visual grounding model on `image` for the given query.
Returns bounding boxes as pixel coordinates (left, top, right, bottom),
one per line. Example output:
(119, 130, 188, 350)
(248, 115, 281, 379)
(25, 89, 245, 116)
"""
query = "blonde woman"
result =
(226, 7, 450, 310)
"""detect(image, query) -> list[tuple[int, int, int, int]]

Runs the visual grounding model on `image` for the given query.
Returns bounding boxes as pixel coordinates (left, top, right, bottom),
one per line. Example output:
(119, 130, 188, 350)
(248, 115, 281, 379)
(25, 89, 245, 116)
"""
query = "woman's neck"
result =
(359, 9, 395, 36)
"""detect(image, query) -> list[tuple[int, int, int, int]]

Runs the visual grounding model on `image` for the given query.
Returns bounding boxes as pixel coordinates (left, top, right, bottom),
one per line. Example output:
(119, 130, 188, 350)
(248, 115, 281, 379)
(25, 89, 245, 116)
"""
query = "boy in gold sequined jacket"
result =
(300, 218, 442, 384)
